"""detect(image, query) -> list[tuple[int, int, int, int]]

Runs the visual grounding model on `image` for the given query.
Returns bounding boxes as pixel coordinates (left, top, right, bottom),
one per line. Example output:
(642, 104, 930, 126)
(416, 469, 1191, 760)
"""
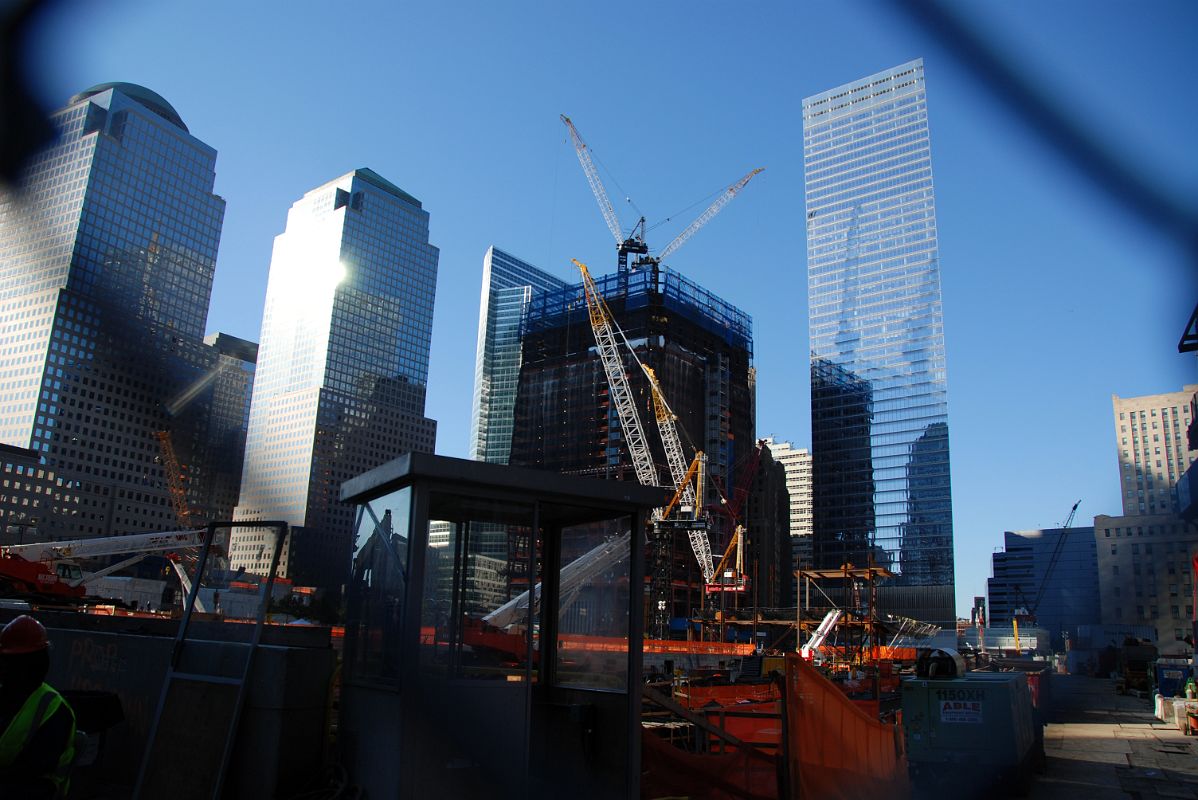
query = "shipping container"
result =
(901, 672, 1036, 794)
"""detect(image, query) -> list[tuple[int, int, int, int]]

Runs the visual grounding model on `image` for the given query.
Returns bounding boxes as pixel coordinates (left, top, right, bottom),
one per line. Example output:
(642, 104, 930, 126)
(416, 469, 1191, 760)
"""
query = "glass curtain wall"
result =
(804, 59, 955, 626)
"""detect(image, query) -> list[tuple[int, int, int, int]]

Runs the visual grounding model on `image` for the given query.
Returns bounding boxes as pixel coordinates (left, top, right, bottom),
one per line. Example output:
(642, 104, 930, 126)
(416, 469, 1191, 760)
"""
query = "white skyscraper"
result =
(762, 438, 813, 572)
(232, 169, 438, 588)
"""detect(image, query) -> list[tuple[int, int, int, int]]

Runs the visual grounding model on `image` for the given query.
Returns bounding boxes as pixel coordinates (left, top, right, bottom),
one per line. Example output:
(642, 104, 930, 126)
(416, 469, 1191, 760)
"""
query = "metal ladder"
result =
(133, 520, 288, 800)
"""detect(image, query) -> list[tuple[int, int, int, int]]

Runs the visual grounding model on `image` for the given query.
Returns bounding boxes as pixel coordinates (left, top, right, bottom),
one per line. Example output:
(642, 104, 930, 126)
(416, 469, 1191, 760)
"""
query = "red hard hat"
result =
(0, 615, 49, 655)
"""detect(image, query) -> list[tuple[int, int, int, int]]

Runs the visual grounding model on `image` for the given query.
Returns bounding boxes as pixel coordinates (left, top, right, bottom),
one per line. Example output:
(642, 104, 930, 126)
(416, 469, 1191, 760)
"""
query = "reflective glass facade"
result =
(232, 169, 438, 589)
(469, 247, 567, 464)
(804, 60, 955, 626)
(0, 83, 252, 539)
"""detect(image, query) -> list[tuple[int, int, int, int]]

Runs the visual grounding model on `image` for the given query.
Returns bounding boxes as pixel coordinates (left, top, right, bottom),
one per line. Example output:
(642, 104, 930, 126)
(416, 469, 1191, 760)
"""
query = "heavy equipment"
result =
(573, 258, 714, 583)
(560, 114, 762, 277)
(0, 527, 211, 600)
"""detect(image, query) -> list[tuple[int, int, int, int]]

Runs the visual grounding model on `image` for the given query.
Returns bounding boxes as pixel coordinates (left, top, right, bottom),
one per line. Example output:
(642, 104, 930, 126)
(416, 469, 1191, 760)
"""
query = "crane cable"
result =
(587, 144, 645, 225)
(644, 183, 728, 239)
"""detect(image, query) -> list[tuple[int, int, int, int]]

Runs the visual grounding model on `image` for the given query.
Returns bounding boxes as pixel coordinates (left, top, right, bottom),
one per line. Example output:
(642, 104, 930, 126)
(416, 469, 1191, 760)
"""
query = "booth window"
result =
(553, 517, 632, 691)
(346, 486, 412, 687)
(421, 493, 537, 682)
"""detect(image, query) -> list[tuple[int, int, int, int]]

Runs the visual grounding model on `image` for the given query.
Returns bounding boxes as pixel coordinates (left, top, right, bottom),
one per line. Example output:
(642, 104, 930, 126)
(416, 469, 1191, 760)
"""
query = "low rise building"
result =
(986, 527, 1099, 649)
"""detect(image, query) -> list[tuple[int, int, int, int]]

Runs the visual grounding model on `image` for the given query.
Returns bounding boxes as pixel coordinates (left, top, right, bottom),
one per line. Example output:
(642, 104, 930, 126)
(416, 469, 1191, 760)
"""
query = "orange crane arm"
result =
(155, 430, 195, 528)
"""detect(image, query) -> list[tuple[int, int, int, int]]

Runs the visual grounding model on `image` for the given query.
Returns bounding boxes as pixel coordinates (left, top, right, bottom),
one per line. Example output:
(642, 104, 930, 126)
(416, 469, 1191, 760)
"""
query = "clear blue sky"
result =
(29, 1, 1197, 617)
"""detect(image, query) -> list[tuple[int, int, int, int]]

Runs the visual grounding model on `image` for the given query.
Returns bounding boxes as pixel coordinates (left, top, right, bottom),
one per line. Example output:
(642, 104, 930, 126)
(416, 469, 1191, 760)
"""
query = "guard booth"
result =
(339, 453, 667, 799)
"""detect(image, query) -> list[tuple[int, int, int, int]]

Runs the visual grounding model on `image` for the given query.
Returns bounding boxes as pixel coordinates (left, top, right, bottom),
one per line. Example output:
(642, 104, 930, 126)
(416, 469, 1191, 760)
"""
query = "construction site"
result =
(0, 112, 1192, 800)
(0, 462, 1142, 800)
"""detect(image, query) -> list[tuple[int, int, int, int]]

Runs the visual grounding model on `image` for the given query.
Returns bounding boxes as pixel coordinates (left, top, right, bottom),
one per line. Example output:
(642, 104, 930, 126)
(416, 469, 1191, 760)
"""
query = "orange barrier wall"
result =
(678, 682, 780, 709)
(642, 729, 779, 800)
(784, 654, 909, 800)
(703, 701, 783, 755)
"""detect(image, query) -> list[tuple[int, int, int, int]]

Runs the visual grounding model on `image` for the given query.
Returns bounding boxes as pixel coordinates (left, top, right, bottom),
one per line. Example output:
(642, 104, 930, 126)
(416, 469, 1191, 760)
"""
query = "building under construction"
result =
(508, 264, 776, 630)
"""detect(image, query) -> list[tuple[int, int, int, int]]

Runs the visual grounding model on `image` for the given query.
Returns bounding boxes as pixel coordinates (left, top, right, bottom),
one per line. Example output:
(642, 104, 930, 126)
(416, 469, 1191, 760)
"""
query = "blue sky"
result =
(29, 1, 1197, 616)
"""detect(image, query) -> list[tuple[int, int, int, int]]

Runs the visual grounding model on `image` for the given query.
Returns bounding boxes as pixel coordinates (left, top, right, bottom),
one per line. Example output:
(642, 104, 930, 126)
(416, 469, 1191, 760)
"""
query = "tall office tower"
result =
(0, 82, 251, 539)
(803, 60, 956, 628)
(985, 527, 1099, 649)
(508, 266, 757, 619)
(469, 247, 568, 464)
(1112, 385, 1197, 516)
(762, 437, 813, 576)
(231, 169, 438, 589)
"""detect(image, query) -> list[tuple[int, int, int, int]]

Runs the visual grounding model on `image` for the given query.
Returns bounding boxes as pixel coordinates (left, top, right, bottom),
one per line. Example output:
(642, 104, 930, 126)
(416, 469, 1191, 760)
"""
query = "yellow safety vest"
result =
(0, 682, 76, 797)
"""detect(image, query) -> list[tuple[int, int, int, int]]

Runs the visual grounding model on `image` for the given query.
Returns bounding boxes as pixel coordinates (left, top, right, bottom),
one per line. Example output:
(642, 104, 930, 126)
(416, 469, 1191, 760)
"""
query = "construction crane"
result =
(642, 366, 695, 513)
(710, 439, 765, 526)
(654, 168, 764, 265)
(574, 258, 658, 491)
(1012, 499, 1082, 644)
(707, 524, 748, 594)
(1028, 500, 1082, 617)
(155, 428, 217, 606)
(574, 258, 718, 585)
(657, 452, 714, 584)
(561, 115, 648, 275)
(560, 114, 762, 275)
(155, 430, 197, 529)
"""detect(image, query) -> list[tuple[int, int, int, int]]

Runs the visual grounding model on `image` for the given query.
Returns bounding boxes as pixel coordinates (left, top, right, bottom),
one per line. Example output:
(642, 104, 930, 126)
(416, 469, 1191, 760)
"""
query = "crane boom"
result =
(1030, 499, 1081, 616)
(642, 365, 715, 581)
(657, 168, 764, 262)
(561, 115, 624, 246)
(3, 528, 211, 562)
(642, 366, 694, 510)
(574, 259, 658, 491)
(155, 430, 195, 528)
(576, 259, 716, 582)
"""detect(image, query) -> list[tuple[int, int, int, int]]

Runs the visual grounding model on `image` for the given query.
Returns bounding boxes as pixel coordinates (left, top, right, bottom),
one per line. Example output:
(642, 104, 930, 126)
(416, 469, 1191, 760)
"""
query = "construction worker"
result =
(0, 615, 75, 799)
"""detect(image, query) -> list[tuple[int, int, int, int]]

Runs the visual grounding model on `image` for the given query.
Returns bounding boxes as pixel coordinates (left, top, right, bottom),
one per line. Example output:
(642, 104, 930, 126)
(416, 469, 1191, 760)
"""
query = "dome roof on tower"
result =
(69, 82, 188, 132)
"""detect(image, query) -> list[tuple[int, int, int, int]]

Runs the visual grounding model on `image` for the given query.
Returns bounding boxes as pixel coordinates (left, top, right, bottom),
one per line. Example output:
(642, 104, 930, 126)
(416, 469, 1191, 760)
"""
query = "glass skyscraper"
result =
(803, 59, 955, 627)
(231, 169, 438, 589)
(0, 83, 252, 540)
(469, 246, 567, 464)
